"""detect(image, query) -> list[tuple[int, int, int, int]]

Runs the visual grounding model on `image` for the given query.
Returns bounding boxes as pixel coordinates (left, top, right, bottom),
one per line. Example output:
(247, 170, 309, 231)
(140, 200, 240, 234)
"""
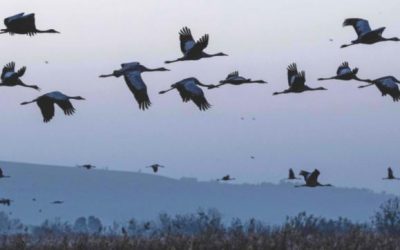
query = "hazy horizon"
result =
(1, 0, 400, 195)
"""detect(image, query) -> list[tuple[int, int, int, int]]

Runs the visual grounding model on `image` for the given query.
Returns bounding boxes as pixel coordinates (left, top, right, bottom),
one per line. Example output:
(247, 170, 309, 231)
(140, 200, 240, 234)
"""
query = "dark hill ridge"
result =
(0, 161, 393, 225)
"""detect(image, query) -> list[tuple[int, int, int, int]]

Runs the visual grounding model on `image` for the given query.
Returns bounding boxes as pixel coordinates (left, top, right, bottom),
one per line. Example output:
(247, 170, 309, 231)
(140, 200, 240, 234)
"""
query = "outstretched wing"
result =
(4, 13, 25, 26)
(187, 34, 209, 56)
(343, 18, 372, 37)
(1, 62, 15, 80)
(388, 167, 394, 179)
(307, 169, 320, 185)
(184, 83, 211, 111)
(289, 169, 295, 179)
(287, 63, 305, 87)
(123, 70, 151, 110)
(179, 27, 196, 54)
(336, 62, 352, 76)
(55, 100, 76, 116)
(37, 96, 55, 123)
(17, 66, 26, 77)
(6, 13, 37, 36)
(226, 71, 239, 80)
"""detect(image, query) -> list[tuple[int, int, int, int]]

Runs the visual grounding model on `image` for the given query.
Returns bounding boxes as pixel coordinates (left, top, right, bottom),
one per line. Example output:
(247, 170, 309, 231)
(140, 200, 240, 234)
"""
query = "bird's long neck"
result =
(382, 37, 400, 42)
(203, 52, 226, 58)
(67, 96, 84, 100)
(36, 29, 59, 34)
(196, 81, 214, 88)
(249, 80, 266, 83)
(208, 83, 225, 89)
(353, 76, 371, 83)
(145, 67, 168, 72)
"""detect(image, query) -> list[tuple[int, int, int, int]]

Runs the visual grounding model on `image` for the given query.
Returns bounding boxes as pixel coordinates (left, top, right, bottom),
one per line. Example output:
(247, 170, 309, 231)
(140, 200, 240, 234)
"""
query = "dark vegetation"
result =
(1, 199, 400, 249)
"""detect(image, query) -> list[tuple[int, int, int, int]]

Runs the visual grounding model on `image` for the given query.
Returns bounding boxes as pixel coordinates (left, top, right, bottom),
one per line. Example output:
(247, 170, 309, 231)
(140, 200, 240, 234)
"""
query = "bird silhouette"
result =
(165, 27, 227, 63)
(0, 168, 10, 178)
(273, 63, 327, 95)
(0, 199, 11, 206)
(341, 18, 399, 48)
(159, 77, 212, 111)
(296, 169, 332, 187)
(358, 76, 400, 102)
(51, 200, 63, 204)
(217, 175, 236, 181)
(0, 62, 40, 90)
(318, 62, 367, 82)
(100, 62, 169, 110)
(146, 164, 165, 173)
(287, 168, 300, 180)
(20, 91, 85, 122)
(208, 71, 267, 89)
(0, 13, 59, 36)
(78, 164, 96, 170)
(383, 167, 400, 180)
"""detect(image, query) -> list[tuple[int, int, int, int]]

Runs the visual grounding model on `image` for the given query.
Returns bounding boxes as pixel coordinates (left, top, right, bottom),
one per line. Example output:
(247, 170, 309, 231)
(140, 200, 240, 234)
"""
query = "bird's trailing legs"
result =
(99, 73, 114, 78)
(318, 76, 336, 81)
(19, 80, 40, 91)
(340, 43, 357, 48)
(159, 86, 176, 94)
(358, 82, 374, 88)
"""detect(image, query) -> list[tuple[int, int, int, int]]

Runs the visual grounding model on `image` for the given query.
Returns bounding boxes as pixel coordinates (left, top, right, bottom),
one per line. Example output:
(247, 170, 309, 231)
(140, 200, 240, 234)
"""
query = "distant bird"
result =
(0, 13, 59, 36)
(0, 168, 10, 178)
(147, 164, 165, 173)
(159, 77, 212, 111)
(287, 168, 300, 180)
(32, 198, 36, 202)
(20, 91, 85, 122)
(121, 227, 127, 236)
(99, 62, 169, 110)
(273, 63, 327, 95)
(296, 169, 332, 187)
(383, 167, 400, 180)
(38, 209, 42, 213)
(0, 199, 11, 206)
(318, 62, 366, 82)
(217, 175, 236, 181)
(358, 76, 400, 102)
(165, 27, 227, 64)
(78, 164, 96, 170)
(0, 62, 40, 90)
(51, 200, 63, 204)
(143, 222, 151, 230)
(250, 156, 255, 159)
(341, 18, 399, 48)
(44, 61, 49, 64)
(208, 71, 267, 89)
(240, 117, 244, 120)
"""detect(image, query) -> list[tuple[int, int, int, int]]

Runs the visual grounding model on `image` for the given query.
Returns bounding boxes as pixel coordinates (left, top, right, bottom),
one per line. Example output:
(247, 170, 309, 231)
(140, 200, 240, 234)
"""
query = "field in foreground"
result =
(1, 198, 400, 250)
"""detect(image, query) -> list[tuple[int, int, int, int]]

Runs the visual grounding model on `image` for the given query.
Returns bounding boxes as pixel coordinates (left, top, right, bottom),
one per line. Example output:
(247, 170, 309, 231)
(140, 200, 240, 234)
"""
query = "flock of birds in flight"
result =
(0, 13, 399, 122)
(1, 163, 399, 208)
(0, 11, 399, 207)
